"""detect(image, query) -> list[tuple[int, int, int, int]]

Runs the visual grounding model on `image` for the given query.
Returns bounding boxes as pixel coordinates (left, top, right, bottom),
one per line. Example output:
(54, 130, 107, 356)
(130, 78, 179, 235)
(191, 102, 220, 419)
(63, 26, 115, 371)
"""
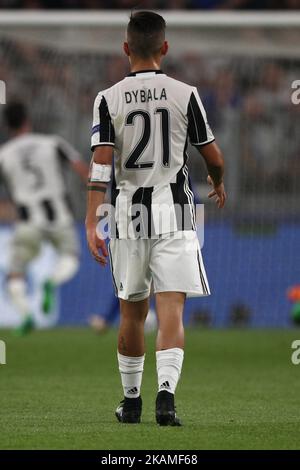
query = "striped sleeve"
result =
(91, 92, 115, 151)
(187, 87, 214, 147)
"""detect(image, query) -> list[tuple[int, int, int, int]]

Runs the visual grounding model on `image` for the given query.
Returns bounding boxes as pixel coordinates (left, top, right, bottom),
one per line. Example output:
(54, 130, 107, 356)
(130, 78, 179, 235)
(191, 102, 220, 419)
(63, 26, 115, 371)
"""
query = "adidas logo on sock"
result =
(159, 381, 171, 391)
(120, 282, 124, 291)
(127, 386, 138, 395)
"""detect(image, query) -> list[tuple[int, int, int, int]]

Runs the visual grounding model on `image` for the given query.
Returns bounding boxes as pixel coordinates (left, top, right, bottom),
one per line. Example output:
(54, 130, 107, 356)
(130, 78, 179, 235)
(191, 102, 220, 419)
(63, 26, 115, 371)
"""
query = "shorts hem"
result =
(117, 291, 150, 302)
(153, 288, 211, 298)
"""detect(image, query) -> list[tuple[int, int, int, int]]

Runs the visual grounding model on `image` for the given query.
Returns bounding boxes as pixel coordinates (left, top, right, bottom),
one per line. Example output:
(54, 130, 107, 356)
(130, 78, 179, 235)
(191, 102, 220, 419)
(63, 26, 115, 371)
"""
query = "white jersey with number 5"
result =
(91, 70, 214, 238)
(0, 133, 79, 226)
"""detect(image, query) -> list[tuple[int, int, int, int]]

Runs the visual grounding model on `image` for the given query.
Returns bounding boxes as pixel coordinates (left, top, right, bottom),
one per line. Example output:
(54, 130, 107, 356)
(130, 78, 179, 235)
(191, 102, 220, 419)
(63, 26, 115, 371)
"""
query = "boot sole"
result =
(115, 411, 141, 424)
(156, 411, 181, 426)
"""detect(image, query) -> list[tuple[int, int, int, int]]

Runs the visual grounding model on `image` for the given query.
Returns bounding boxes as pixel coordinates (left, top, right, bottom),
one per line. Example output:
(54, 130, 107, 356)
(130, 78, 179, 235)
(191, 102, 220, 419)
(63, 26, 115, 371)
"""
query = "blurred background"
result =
(0, 1, 299, 329)
(0, 1, 300, 10)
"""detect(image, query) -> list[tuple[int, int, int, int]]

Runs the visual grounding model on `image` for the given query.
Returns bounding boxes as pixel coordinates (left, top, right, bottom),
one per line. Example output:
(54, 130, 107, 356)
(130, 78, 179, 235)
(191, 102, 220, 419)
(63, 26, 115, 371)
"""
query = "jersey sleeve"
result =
(91, 92, 115, 151)
(56, 136, 81, 162)
(187, 87, 215, 147)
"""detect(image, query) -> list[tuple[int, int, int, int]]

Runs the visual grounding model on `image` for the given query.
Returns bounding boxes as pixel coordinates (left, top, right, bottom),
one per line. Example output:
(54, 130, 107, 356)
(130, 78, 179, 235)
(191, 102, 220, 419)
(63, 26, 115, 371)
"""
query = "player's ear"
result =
(161, 41, 169, 57)
(123, 42, 130, 57)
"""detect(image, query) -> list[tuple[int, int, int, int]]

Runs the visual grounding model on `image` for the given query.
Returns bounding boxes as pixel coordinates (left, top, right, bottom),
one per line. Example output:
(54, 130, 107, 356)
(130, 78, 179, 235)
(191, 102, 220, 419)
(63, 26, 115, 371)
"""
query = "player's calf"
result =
(7, 276, 35, 335)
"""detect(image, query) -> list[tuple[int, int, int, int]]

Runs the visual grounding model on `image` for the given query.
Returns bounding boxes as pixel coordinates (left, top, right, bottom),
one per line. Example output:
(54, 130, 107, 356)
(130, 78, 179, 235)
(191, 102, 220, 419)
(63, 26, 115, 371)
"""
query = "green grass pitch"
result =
(0, 328, 300, 450)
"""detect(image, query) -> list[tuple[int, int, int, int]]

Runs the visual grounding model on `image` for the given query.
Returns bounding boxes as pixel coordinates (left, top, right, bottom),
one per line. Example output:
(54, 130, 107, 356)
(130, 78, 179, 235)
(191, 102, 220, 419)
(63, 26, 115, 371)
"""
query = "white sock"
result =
(156, 348, 184, 395)
(7, 278, 31, 318)
(117, 352, 145, 399)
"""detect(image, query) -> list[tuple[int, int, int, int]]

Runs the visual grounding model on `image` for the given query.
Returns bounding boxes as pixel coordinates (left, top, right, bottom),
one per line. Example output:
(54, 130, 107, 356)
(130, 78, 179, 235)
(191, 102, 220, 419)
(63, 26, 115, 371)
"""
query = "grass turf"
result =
(0, 328, 299, 450)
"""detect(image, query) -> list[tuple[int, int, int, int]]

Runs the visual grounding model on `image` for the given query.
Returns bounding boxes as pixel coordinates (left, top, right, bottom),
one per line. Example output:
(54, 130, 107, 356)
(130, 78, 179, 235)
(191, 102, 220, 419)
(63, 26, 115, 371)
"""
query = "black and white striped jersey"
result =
(91, 70, 214, 239)
(0, 133, 79, 226)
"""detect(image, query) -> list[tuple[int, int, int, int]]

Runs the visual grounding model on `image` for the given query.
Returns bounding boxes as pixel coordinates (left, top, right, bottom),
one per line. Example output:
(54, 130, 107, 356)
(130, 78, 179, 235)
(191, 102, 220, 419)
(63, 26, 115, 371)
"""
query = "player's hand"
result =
(207, 175, 226, 209)
(86, 224, 108, 266)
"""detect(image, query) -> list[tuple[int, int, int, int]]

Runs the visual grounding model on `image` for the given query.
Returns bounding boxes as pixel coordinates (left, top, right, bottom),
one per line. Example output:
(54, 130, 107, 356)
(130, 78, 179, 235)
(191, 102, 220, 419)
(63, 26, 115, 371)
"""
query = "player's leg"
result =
(115, 298, 148, 423)
(118, 298, 148, 357)
(156, 291, 185, 351)
(109, 238, 151, 423)
(154, 292, 185, 426)
(42, 224, 80, 314)
(7, 224, 42, 335)
(151, 231, 210, 426)
(155, 291, 185, 395)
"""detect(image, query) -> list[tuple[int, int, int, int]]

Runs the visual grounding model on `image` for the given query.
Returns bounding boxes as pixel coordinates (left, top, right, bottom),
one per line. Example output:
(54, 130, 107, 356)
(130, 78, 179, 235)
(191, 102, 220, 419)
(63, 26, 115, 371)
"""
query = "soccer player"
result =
(0, 101, 88, 335)
(86, 11, 226, 426)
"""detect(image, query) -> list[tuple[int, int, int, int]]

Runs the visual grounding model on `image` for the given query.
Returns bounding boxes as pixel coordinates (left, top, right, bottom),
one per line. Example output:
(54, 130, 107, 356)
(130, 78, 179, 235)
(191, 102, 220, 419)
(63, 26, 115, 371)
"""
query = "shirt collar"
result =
(127, 69, 164, 77)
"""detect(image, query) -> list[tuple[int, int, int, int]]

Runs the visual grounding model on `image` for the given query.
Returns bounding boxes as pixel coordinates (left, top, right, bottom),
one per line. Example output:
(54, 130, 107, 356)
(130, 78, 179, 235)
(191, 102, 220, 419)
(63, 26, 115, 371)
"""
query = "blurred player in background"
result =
(0, 101, 88, 335)
(86, 11, 226, 426)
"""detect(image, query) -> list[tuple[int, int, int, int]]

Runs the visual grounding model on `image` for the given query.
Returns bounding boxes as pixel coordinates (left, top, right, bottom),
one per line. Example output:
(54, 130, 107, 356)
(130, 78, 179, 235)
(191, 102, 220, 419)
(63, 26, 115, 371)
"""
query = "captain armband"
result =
(90, 163, 112, 183)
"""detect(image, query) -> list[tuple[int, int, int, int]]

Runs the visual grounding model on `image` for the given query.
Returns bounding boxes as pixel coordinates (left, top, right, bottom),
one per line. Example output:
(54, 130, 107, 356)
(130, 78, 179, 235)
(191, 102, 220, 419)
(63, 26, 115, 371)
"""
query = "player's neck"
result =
(130, 57, 161, 73)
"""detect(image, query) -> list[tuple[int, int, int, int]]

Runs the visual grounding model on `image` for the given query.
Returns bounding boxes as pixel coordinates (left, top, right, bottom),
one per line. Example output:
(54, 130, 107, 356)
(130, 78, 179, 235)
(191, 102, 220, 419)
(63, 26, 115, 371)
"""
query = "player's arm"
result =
(71, 160, 89, 183)
(56, 137, 89, 183)
(85, 146, 113, 265)
(187, 88, 226, 208)
(86, 91, 115, 265)
(198, 141, 226, 209)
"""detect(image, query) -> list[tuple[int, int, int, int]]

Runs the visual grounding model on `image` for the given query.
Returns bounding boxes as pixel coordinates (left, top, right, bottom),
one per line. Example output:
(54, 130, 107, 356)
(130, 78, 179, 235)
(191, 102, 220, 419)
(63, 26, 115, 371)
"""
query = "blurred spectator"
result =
(0, 0, 22, 6)
(242, 63, 293, 192)
(106, 55, 129, 85)
(0, 0, 300, 8)
(164, 0, 188, 8)
(22, 0, 42, 7)
(190, 0, 298, 8)
(203, 66, 241, 198)
(1, 33, 299, 217)
(285, 0, 300, 8)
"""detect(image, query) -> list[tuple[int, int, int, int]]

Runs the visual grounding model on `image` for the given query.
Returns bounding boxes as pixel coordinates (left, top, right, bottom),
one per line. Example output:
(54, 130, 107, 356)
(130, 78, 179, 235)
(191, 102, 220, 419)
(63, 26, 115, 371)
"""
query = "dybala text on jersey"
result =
(125, 87, 167, 104)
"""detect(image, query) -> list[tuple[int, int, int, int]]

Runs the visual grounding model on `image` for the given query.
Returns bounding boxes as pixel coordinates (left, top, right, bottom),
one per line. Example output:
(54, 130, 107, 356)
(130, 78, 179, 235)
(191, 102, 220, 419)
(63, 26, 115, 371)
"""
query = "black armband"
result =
(87, 185, 107, 193)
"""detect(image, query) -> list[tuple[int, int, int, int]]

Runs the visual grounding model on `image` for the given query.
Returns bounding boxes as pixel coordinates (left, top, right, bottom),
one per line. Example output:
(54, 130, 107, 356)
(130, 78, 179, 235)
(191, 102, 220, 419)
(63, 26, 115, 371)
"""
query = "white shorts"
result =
(9, 223, 79, 274)
(108, 231, 210, 302)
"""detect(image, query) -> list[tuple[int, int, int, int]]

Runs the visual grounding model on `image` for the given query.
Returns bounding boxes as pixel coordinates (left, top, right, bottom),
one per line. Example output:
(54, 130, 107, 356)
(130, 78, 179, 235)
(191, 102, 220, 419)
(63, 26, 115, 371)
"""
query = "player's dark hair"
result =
(127, 11, 166, 59)
(3, 101, 28, 130)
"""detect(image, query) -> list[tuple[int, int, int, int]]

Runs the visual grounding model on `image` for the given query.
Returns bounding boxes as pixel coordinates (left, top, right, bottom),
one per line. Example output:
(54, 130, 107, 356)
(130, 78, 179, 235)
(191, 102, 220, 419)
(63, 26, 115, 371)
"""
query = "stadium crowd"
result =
(0, 0, 299, 10)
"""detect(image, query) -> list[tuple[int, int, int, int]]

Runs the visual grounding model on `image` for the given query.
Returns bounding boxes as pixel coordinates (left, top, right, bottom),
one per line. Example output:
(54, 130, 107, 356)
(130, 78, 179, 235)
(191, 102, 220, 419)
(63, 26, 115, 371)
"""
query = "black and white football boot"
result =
(155, 390, 182, 426)
(115, 396, 142, 424)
